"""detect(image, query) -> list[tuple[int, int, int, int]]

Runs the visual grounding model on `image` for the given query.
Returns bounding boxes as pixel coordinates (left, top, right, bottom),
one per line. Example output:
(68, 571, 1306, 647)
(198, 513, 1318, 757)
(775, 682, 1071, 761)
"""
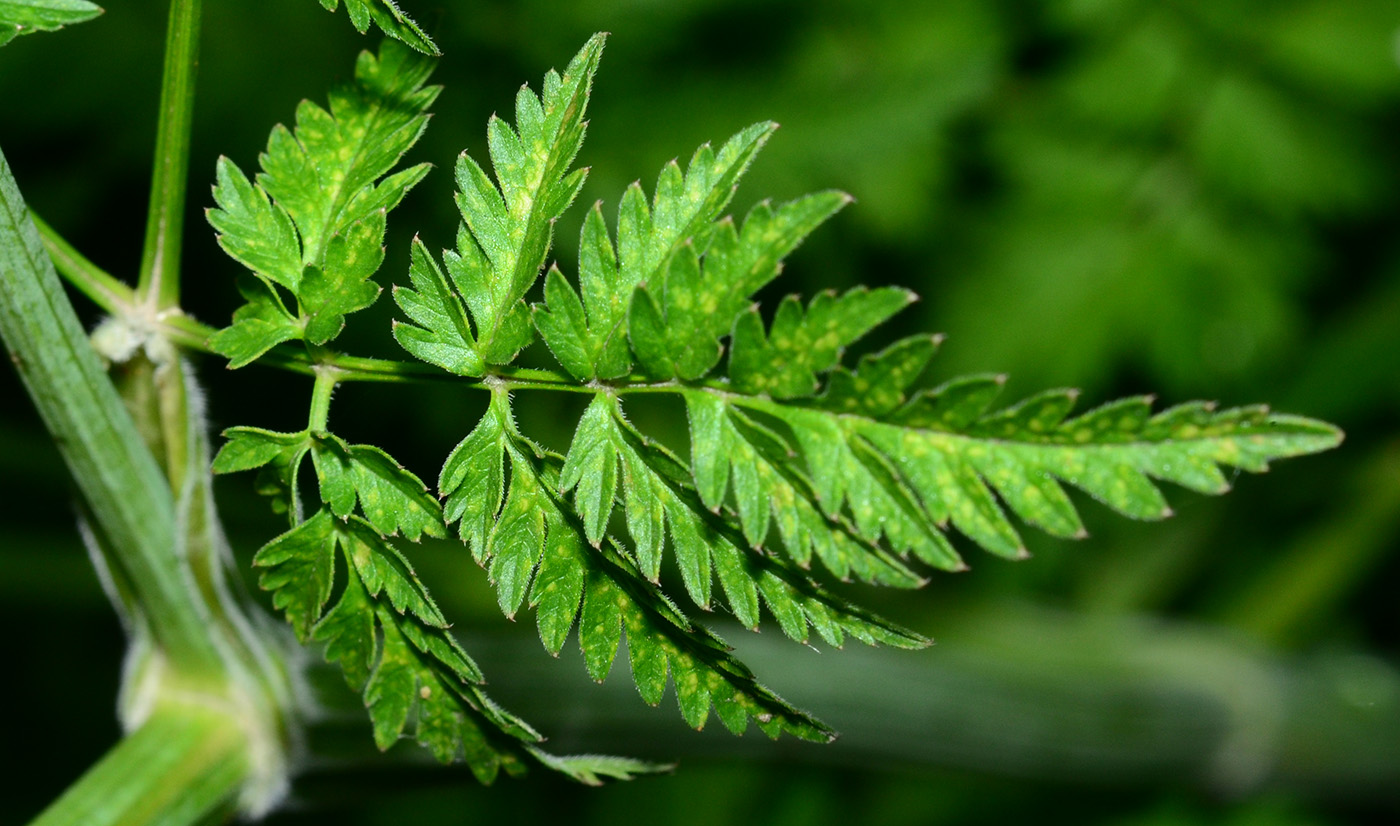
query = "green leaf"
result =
(206, 276, 301, 369)
(630, 192, 850, 381)
(729, 287, 917, 399)
(212, 426, 310, 519)
(252, 508, 337, 641)
(440, 403, 507, 556)
(558, 394, 619, 544)
(363, 606, 417, 749)
(317, 0, 439, 56)
(816, 335, 941, 417)
(340, 516, 446, 627)
(392, 237, 486, 376)
(558, 392, 928, 649)
(565, 533, 840, 741)
(211, 426, 308, 474)
(683, 389, 925, 587)
(0, 0, 101, 47)
(207, 157, 302, 292)
(299, 211, 386, 345)
(313, 564, 376, 690)
(395, 34, 604, 368)
(310, 433, 446, 541)
(729, 371, 1344, 568)
(208, 40, 437, 357)
(524, 748, 672, 786)
(360, 599, 532, 782)
(437, 392, 845, 740)
(531, 264, 594, 380)
(534, 123, 778, 380)
(484, 449, 550, 619)
(250, 502, 539, 779)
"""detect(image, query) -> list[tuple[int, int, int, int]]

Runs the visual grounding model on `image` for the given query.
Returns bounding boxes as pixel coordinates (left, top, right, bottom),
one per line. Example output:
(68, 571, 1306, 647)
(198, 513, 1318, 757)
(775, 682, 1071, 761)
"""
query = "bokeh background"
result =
(3, 1, 1400, 824)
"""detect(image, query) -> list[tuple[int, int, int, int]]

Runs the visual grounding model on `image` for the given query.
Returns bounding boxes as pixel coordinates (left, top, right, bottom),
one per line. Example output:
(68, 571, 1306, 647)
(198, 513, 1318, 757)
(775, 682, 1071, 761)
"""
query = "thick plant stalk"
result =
(2, 147, 290, 823)
(0, 147, 221, 675)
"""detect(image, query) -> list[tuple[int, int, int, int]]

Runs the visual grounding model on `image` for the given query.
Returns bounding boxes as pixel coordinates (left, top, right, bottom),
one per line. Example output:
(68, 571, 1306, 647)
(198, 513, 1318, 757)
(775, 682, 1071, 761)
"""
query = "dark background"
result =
(3, 1, 1399, 824)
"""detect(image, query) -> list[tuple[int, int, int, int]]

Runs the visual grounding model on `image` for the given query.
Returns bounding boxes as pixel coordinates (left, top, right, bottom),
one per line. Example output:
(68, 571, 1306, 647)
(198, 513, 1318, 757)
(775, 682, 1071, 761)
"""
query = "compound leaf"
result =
(437, 391, 852, 740)
(208, 40, 437, 359)
(250, 504, 537, 779)
(683, 389, 925, 587)
(723, 361, 1344, 569)
(213, 31, 1347, 775)
(559, 393, 928, 648)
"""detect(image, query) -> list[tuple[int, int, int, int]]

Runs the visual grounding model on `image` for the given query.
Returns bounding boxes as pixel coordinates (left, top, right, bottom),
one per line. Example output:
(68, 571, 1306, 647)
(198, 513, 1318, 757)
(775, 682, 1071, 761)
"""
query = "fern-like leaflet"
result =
(208, 33, 1342, 779)
(206, 39, 663, 784)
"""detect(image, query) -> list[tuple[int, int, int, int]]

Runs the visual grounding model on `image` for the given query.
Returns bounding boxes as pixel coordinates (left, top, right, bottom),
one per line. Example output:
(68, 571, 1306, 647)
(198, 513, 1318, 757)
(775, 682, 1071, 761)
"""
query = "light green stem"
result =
(309, 365, 339, 431)
(137, 0, 202, 310)
(28, 702, 248, 826)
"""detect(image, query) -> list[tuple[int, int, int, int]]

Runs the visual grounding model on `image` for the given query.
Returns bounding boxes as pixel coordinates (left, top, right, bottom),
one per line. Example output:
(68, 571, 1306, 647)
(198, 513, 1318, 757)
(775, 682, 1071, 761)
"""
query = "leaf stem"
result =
(137, 0, 202, 310)
(36, 216, 725, 397)
(308, 365, 340, 431)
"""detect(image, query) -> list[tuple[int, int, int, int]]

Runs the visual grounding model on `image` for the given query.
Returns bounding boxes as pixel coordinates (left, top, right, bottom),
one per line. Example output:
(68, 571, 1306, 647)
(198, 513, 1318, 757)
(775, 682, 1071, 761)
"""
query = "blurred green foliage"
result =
(2, 0, 1399, 824)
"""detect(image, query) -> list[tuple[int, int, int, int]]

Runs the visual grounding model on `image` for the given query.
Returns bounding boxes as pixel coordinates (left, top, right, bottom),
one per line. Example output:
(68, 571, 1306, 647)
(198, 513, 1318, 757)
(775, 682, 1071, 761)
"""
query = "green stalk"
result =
(28, 702, 249, 826)
(137, 0, 202, 310)
(1, 146, 224, 675)
(309, 365, 340, 430)
(5, 144, 291, 823)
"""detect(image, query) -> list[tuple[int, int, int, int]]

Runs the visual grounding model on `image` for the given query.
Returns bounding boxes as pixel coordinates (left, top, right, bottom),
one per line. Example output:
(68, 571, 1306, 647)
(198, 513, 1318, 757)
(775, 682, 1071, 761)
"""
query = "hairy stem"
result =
(309, 365, 340, 431)
(5, 146, 291, 824)
(1, 146, 224, 675)
(137, 0, 202, 310)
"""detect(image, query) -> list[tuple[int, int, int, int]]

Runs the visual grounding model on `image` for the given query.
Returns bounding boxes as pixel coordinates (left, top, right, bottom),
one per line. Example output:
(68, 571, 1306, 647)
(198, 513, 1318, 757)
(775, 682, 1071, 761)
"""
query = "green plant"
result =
(0, 2, 1345, 824)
